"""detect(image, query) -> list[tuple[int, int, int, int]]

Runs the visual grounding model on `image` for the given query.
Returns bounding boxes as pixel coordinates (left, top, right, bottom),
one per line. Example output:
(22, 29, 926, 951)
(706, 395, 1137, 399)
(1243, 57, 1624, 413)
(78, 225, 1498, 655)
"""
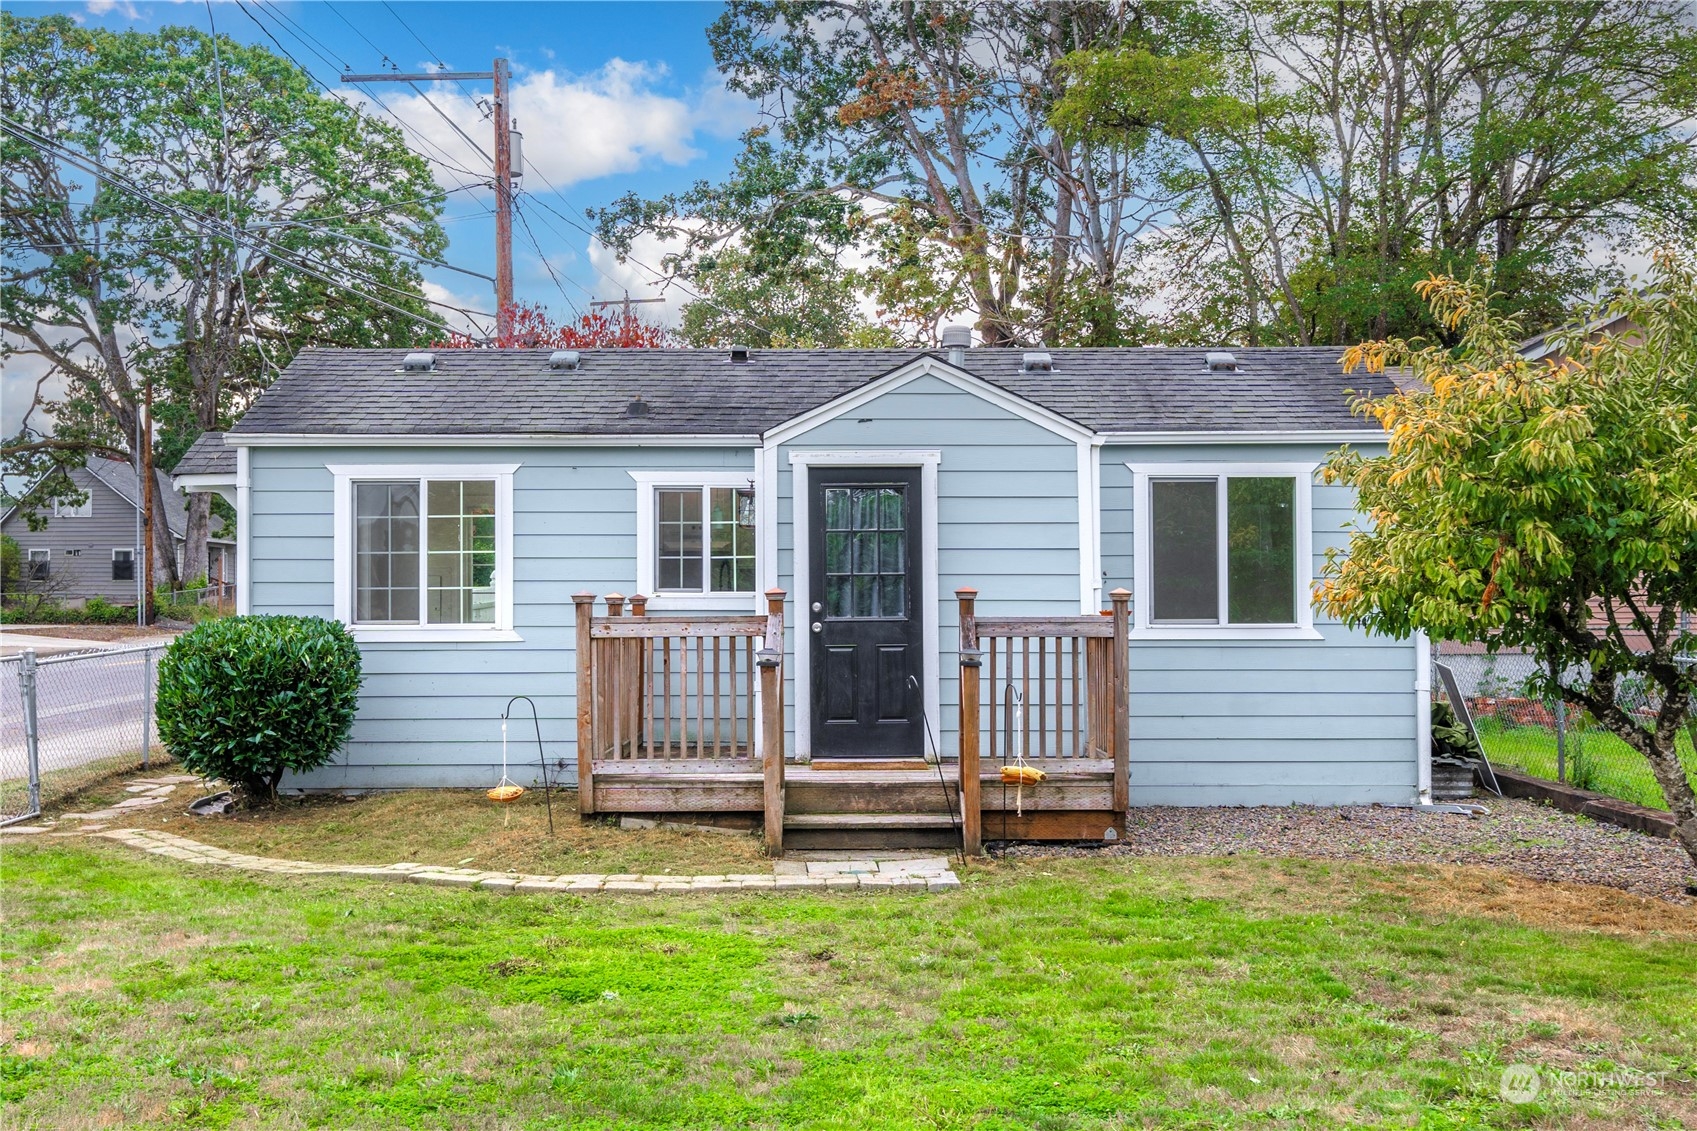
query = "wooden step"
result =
(810, 759, 932, 772)
(784, 812, 957, 830)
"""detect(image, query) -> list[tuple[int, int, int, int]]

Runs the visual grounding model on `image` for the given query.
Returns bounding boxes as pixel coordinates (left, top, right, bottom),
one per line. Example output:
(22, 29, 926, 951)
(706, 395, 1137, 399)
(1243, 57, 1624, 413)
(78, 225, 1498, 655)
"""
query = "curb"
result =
(1484, 766, 1676, 840)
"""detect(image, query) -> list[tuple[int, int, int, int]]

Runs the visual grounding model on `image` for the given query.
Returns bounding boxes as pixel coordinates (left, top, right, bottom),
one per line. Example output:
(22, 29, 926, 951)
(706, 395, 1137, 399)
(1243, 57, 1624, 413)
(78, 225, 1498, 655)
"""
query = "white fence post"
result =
(20, 649, 41, 818)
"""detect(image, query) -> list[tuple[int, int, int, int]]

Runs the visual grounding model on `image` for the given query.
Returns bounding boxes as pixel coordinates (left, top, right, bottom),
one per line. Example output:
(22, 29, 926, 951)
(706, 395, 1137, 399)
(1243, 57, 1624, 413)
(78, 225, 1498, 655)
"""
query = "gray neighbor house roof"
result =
(1, 460, 192, 539)
(174, 431, 236, 477)
(227, 347, 1394, 439)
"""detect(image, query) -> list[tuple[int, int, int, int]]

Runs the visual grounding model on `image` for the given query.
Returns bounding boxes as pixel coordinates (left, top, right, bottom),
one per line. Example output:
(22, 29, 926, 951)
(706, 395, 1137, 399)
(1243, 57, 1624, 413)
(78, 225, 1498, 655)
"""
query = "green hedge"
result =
(155, 615, 363, 801)
(0, 597, 136, 626)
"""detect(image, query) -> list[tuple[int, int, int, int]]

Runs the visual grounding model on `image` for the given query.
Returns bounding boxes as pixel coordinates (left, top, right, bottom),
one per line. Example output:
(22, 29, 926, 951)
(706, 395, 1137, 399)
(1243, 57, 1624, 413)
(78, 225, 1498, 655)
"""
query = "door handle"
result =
(811, 622, 822, 633)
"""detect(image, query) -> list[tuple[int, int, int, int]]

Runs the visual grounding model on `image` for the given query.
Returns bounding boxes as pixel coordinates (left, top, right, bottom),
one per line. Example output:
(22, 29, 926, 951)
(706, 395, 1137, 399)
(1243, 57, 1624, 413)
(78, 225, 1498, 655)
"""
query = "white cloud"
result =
(346, 60, 757, 193)
(1, 351, 68, 439)
(585, 228, 700, 325)
(420, 279, 496, 339)
(84, 0, 141, 19)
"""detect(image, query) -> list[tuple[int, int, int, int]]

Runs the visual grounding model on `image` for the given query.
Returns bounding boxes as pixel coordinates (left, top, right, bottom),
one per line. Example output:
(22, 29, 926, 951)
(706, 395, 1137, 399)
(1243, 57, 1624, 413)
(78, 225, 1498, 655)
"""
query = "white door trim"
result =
(788, 449, 942, 761)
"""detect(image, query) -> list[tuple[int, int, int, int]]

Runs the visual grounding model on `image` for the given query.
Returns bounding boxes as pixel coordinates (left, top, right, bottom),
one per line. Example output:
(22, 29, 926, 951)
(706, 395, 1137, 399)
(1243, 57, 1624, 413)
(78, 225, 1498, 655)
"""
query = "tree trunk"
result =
(1643, 726, 1697, 874)
(182, 492, 212, 583)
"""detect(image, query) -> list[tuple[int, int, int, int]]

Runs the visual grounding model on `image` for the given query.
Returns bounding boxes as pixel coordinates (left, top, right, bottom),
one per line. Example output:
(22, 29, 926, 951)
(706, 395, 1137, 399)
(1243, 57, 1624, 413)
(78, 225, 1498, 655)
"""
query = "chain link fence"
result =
(1434, 647, 1695, 811)
(1, 643, 169, 825)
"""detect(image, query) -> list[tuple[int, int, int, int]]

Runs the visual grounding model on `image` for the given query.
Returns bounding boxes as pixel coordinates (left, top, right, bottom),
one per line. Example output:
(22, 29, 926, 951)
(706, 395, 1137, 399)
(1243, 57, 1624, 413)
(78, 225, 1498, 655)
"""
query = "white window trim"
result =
(788, 449, 943, 761)
(1127, 461, 1322, 641)
(328, 462, 520, 643)
(629, 470, 762, 612)
(52, 497, 92, 518)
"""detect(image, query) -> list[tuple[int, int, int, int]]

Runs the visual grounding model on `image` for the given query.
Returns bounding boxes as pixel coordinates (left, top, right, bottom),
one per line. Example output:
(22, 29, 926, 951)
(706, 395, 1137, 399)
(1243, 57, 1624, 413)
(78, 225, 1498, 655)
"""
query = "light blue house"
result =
(182, 338, 1432, 838)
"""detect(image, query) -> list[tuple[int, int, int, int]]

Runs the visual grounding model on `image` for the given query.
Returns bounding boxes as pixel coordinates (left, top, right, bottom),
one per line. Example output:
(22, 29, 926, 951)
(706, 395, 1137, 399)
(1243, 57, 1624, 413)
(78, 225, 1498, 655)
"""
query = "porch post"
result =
(956, 587, 983, 855)
(573, 592, 596, 816)
(758, 588, 786, 855)
(1109, 588, 1131, 814)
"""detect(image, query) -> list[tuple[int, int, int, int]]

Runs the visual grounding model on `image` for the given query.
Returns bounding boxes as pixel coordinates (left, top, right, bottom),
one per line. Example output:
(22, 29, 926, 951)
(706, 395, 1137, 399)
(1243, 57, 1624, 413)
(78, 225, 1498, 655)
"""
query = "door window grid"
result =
(823, 486, 907, 619)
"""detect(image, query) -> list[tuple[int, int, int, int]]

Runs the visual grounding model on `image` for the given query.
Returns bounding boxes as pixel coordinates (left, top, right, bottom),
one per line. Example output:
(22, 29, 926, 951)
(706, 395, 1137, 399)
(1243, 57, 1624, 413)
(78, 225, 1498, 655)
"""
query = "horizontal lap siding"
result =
(249, 445, 753, 790)
(1100, 441, 1419, 806)
(778, 375, 1084, 755)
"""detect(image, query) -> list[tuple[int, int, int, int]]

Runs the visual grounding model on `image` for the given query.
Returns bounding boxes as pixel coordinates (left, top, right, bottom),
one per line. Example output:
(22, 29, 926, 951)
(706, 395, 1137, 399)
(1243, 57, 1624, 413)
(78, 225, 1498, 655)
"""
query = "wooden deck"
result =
(575, 587, 1132, 854)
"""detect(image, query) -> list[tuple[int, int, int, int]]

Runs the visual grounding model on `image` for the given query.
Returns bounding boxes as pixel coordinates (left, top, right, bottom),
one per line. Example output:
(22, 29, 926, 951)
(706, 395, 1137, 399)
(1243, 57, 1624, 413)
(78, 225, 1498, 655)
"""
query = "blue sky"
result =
(12, 1, 754, 340)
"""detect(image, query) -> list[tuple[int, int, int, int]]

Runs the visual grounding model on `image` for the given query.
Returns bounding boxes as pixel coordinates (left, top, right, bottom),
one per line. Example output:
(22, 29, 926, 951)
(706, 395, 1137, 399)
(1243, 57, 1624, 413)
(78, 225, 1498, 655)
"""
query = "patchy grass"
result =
(80, 783, 769, 877)
(4, 841, 1695, 1129)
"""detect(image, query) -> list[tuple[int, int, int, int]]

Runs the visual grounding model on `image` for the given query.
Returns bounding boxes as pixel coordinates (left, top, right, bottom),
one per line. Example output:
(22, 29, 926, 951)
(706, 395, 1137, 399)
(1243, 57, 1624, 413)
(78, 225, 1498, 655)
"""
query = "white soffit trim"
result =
(226, 433, 758, 448)
(1100, 429, 1381, 445)
(763, 356, 1095, 447)
(788, 449, 943, 762)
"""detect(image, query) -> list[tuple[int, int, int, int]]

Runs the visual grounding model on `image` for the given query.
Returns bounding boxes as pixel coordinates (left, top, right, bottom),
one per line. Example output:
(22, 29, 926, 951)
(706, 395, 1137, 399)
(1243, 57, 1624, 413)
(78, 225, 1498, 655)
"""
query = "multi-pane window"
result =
(823, 485, 907, 618)
(112, 549, 135, 582)
(654, 486, 755, 594)
(1150, 475, 1297, 625)
(51, 497, 91, 518)
(353, 479, 496, 625)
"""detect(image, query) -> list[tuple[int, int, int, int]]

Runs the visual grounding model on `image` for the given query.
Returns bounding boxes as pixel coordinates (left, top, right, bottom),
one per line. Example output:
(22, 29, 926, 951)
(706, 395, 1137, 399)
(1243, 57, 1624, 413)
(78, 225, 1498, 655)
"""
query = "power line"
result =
(380, 1, 484, 107)
(208, 0, 288, 379)
(1, 116, 493, 338)
(512, 198, 586, 320)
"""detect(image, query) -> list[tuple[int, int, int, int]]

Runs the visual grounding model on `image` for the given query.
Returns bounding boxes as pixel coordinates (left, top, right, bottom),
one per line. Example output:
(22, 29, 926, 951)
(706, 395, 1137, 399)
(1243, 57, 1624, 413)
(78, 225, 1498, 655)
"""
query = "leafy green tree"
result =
(1317, 254, 1697, 870)
(677, 247, 897, 347)
(1055, 1, 1697, 346)
(1, 14, 446, 581)
(596, 2, 1212, 346)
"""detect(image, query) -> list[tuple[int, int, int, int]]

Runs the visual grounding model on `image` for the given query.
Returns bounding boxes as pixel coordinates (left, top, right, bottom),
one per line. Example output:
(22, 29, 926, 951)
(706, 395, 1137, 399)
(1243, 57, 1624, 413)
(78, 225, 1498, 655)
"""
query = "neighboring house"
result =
(185, 342, 1428, 822)
(1, 459, 234, 603)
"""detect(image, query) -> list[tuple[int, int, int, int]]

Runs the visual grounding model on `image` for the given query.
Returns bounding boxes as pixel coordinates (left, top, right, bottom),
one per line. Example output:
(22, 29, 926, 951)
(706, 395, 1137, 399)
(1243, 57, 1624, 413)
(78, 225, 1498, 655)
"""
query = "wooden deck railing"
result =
(957, 587, 1130, 854)
(573, 589, 786, 851)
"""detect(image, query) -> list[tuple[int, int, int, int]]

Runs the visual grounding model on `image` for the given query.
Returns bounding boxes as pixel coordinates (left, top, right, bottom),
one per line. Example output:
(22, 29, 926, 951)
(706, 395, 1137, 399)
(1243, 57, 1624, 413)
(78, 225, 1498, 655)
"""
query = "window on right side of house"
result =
(1150, 475, 1297, 626)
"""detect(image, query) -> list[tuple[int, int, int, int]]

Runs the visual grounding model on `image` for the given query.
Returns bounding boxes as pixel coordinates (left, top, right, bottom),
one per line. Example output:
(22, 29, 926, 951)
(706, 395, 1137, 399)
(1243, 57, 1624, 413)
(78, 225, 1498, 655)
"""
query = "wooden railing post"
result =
(758, 588, 786, 855)
(956, 587, 983, 855)
(573, 592, 597, 816)
(1109, 588, 1131, 814)
(630, 595, 647, 756)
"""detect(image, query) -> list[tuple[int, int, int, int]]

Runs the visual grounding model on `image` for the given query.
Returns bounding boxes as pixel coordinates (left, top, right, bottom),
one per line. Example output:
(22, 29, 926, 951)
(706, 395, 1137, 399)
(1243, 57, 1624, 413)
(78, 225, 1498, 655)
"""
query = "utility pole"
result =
(342, 61, 521, 340)
(591, 290, 665, 323)
(141, 376, 156, 626)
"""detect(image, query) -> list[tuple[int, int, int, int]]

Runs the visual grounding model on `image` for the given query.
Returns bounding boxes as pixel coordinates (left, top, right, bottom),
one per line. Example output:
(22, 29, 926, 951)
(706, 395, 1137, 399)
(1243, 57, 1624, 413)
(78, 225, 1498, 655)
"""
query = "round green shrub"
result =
(156, 615, 362, 801)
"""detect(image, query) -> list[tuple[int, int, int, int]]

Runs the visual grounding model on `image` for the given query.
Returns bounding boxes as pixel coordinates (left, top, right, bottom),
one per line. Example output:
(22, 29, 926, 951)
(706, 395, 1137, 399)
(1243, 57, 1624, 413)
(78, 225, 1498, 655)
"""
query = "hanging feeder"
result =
(490, 696, 557, 834)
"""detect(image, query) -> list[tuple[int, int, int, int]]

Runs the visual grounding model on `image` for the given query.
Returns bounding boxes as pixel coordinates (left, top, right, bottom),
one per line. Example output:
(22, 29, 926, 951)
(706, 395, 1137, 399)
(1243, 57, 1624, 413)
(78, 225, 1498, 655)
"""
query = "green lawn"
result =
(1473, 717, 1696, 811)
(4, 842, 1694, 1129)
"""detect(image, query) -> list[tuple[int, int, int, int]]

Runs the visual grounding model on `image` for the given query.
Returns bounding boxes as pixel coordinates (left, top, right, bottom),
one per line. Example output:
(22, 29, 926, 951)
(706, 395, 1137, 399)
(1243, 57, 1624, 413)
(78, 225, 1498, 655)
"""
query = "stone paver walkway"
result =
(95, 828, 961, 894)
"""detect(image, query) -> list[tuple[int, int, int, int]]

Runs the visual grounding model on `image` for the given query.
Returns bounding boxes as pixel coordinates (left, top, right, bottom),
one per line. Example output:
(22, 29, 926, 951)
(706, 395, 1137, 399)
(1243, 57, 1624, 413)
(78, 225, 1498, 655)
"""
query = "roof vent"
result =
(401, 351, 435, 373)
(1206, 351, 1238, 372)
(625, 395, 650, 418)
(548, 350, 581, 371)
(940, 325, 972, 349)
(728, 344, 750, 363)
(1020, 350, 1054, 374)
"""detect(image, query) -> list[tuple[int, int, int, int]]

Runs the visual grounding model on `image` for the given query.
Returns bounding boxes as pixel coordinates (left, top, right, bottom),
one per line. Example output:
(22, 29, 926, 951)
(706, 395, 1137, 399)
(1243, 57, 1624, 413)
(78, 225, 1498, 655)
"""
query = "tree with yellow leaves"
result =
(1318, 252, 1697, 872)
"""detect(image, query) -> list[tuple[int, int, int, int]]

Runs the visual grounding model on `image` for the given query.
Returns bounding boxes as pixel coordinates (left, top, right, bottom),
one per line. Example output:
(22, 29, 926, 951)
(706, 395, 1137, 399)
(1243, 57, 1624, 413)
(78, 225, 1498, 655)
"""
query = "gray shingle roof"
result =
(173, 432, 235, 477)
(83, 459, 191, 539)
(230, 347, 1392, 438)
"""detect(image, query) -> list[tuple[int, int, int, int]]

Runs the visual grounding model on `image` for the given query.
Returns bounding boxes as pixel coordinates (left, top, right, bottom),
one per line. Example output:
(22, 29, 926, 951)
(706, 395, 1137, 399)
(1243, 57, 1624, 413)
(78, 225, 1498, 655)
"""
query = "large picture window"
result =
(631, 471, 759, 608)
(1132, 463, 1316, 638)
(330, 463, 517, 641)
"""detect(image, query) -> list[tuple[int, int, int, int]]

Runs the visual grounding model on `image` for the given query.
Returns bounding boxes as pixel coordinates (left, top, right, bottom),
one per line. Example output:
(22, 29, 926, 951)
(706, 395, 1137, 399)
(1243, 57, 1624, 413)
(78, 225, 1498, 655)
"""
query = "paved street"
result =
(2, 645, 163, 792)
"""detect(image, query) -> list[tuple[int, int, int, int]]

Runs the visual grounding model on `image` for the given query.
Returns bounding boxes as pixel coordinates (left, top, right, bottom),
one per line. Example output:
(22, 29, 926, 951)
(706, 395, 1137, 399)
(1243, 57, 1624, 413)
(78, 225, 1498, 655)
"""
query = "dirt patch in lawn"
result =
(5, 624, 181, 643)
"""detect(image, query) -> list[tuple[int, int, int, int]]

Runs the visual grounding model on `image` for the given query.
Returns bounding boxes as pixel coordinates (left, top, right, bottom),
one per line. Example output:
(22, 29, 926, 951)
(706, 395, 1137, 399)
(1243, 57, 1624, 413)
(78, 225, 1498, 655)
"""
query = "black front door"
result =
(809, 467, 924, 759)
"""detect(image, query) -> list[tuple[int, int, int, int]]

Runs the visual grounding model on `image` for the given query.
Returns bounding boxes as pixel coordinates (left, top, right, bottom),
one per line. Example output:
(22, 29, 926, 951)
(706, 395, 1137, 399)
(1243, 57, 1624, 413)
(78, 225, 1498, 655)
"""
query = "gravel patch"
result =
(991, 798, 1696, 904)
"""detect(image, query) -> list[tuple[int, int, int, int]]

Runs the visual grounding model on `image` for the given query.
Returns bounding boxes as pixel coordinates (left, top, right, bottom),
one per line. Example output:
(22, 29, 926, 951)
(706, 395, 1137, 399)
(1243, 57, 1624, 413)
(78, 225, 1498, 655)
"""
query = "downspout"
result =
(235, 444, 252, 615)
(1414, 630, 1432, 804)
